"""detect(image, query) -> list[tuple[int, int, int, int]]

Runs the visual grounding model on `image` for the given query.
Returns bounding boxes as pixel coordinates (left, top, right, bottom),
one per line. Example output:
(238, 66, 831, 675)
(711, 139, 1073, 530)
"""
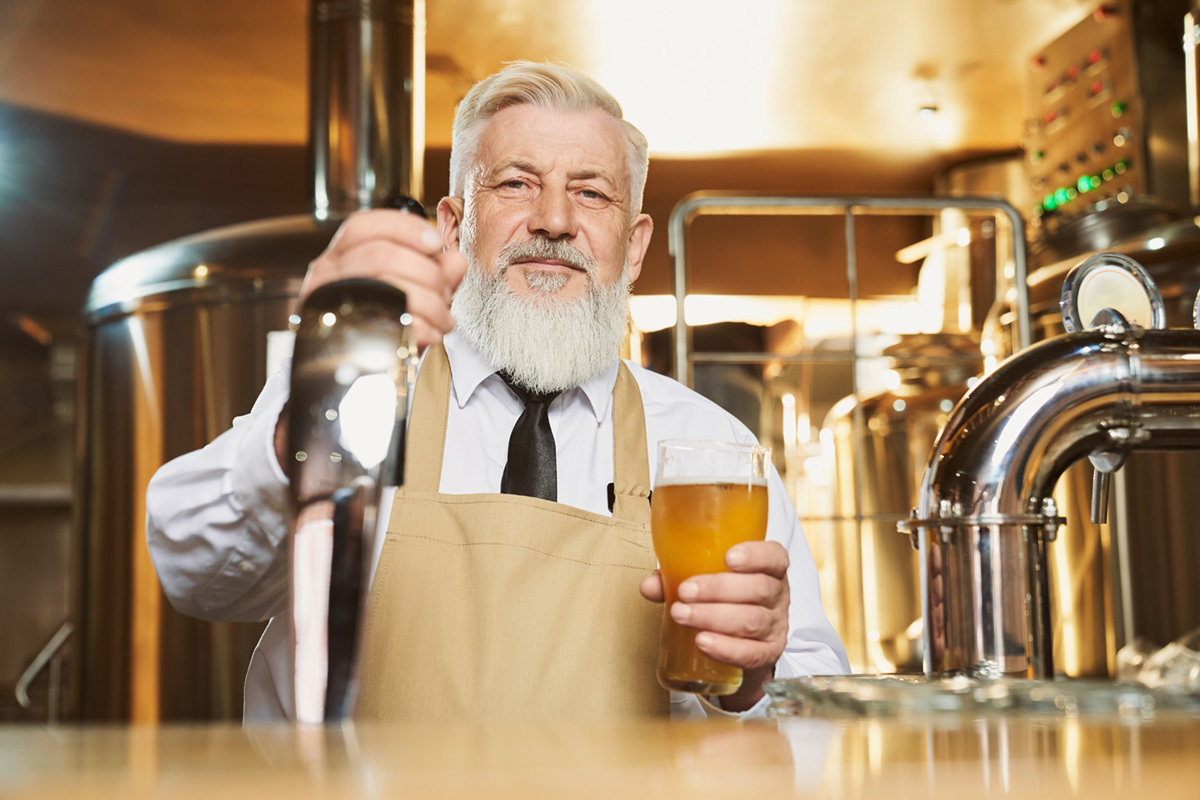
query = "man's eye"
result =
(501, 179, 527, 189)
(579, 189, 609, 201)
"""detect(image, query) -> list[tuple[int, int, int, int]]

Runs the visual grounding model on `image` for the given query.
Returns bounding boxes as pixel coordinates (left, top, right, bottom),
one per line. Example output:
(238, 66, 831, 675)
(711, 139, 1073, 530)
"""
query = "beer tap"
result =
(901, 252, 1200, 681)
(286, 196, 424, 723)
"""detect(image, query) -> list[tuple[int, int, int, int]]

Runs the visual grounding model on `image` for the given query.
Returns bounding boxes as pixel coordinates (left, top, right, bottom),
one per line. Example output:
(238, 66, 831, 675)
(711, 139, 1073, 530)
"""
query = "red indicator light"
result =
(1090, 79, 1105, 96)
(1032, 55, 1047, 71)
(1094, 4, 1118, 21)
(1044, 110, 1059, 125)
(1067, 64, 1080, 79)
(1088, 49, 1103, 65)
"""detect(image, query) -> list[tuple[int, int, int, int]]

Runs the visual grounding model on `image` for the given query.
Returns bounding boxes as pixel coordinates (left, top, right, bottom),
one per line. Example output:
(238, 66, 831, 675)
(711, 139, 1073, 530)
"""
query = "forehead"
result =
(475, 105, 630, 188)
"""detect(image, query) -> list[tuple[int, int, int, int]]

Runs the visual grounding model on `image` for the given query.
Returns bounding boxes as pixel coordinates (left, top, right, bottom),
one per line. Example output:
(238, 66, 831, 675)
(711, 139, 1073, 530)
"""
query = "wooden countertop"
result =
(3, 714, 1200, 799)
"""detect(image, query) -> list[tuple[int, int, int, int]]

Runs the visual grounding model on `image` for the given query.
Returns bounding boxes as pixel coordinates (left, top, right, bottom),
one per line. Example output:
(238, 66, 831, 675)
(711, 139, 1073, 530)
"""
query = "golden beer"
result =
(651, 478, 769, 695)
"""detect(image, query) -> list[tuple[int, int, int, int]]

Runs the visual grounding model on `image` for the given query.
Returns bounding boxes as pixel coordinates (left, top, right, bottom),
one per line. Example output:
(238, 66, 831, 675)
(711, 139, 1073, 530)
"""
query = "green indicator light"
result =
(1077, 176, 1092, 192)
(1043, 194, 1058, 211)
(1034, 205, 1045, 217)
(1090, 175, 1102, 190)
(1111, 101, 1127, 117)
(1066, 187, 1078, 199)
(1102, 168, 1115, 181)
(1054, 188, 1070, 205)
(1115, 159, 1129, 174)
(1031, 150, 1044, 164)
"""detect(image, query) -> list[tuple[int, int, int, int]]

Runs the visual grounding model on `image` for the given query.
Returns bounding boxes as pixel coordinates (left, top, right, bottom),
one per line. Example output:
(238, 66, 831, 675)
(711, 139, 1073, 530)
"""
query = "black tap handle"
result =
(380, 193, 427, 218)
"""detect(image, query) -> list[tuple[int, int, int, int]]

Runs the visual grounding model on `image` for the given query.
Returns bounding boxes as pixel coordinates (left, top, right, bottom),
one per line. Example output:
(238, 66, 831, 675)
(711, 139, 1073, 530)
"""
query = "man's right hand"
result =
(274, 208, 469, 471)
(299, 208, 468, 348)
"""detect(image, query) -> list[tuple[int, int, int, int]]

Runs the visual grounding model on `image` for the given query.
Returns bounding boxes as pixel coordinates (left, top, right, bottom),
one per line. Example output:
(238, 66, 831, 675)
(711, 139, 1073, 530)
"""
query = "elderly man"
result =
(146, 61, 848, 722)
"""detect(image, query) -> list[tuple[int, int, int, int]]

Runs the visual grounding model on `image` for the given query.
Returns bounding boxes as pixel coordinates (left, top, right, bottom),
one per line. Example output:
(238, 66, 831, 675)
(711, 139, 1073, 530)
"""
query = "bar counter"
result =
(4, 713, 1200, 799)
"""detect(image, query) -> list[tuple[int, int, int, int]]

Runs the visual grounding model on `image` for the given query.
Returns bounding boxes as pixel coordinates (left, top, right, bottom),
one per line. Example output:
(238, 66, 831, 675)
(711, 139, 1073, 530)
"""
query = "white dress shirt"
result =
(146, 329, 849, 721)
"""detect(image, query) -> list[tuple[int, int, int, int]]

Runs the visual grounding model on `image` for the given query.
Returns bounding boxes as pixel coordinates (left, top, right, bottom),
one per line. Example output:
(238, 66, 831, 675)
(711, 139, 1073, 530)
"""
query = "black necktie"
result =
(498, 373, 561, 501)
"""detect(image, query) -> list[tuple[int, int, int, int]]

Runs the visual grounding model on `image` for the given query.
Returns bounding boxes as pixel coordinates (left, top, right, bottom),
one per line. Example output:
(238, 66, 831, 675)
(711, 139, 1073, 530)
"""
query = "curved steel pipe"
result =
(905, 319, 1200, 679)
(917, 323, 1200, 523)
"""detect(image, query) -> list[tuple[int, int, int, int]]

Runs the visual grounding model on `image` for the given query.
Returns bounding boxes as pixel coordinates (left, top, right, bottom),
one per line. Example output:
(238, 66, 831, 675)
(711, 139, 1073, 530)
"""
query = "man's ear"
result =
(437, 196, 465, 251)
(625, 213, 653, 283)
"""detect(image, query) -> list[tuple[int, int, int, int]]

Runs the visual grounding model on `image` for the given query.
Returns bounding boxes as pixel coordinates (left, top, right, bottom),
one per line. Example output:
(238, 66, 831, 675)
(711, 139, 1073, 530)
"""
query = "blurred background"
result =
(4, 0, 1199, 723)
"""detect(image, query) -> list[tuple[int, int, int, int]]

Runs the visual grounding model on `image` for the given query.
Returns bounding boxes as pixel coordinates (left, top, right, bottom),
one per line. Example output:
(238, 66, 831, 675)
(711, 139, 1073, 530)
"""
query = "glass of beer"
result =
(651, 439, 771, 695)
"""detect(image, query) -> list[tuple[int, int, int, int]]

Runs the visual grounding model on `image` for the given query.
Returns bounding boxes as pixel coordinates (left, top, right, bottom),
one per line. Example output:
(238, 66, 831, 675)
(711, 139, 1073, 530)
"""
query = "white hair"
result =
(448, 61, 649, 219)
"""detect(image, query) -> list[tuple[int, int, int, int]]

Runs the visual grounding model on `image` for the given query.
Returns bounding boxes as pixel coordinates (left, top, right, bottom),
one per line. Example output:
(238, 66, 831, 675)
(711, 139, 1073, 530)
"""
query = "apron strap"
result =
(611, 362, 652, 524)
(402, 342, 452, 493)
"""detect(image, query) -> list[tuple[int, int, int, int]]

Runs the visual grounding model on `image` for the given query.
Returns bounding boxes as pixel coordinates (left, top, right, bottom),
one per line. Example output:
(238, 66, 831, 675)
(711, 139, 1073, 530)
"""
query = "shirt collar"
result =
(442, 329, 619, 423)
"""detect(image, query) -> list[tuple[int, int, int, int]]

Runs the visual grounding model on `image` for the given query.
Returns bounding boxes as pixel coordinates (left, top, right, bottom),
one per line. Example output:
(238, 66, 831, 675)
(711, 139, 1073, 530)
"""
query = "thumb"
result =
(639, 571, 665, 603)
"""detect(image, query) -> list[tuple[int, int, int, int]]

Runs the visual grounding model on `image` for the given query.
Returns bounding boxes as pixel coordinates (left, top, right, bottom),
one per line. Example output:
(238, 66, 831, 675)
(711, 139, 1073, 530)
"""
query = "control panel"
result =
(1025, 1, 1142, 227)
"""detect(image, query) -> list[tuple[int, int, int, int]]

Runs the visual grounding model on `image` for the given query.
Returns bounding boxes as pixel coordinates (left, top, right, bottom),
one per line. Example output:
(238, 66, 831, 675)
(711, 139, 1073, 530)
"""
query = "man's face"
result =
(438, 104, 652, 301)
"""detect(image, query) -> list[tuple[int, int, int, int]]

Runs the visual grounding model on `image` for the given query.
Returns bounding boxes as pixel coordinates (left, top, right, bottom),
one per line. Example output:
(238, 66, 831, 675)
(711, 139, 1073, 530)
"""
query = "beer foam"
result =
(655, 475, 768, 488)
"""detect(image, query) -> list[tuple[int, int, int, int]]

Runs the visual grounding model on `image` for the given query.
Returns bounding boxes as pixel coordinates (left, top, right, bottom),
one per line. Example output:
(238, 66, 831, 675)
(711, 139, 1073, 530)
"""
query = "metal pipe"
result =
(915, 324, 1200, 524)
(905, 315, 1200, 678)
(309, 0, 425, 217)
(666, 193, 1030, 386)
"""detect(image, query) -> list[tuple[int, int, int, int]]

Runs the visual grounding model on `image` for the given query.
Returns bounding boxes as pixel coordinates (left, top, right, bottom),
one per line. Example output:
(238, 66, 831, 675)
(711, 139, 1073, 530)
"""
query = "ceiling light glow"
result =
(590, 0, 787, 154)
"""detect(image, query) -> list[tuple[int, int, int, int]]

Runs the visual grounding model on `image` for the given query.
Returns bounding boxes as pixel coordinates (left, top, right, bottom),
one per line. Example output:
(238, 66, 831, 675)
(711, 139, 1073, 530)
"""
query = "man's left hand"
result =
(639, 540, 790, 712)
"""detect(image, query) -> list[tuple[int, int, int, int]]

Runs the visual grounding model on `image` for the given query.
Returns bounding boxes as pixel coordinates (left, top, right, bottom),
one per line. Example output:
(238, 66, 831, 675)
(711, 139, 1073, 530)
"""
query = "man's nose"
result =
(527, 188, 576, 239)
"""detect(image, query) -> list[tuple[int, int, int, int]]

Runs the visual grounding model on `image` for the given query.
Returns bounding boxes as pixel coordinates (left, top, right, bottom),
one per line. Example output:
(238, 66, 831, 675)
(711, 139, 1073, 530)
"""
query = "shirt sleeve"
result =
(145, 359, 294, 622)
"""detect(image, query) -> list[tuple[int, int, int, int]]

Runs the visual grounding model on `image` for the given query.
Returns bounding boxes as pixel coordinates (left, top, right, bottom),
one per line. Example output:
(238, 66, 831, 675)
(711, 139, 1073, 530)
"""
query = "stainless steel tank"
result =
(826, 334, 981, 674)
(74, 0, 425, 722)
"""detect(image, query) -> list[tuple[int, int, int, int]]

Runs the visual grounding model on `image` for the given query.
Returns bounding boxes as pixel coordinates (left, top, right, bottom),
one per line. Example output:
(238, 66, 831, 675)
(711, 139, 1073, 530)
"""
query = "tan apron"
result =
(356, 344, 668, 721)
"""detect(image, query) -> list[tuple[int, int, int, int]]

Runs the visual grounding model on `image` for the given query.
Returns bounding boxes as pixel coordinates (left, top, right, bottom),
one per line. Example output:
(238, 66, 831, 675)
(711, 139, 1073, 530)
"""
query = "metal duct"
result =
(74, 0, 425, 722)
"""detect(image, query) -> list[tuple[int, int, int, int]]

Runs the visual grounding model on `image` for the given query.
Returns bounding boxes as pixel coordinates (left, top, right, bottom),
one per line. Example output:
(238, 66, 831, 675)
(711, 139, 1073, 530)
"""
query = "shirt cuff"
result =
(698, 692, 773, 720)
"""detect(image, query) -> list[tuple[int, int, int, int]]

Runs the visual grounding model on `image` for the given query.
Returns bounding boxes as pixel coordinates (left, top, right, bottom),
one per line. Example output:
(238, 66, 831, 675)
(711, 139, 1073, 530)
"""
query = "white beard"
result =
(451, 223, 632, 395)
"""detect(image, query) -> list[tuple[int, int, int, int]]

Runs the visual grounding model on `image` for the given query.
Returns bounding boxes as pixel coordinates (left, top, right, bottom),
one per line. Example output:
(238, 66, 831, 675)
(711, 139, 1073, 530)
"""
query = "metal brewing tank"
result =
(74, 0, 425, 722)
(826, 333, 981, 674)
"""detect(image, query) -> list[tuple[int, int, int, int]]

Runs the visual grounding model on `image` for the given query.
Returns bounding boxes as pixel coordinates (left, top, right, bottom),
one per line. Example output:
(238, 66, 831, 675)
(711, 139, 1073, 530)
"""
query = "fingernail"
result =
(677, 581, 698, 601)
(421, 226, 442, 248)
(726, 547, 747, 568)
(695, 633, 713, 650)
(670, 602, 691, 622)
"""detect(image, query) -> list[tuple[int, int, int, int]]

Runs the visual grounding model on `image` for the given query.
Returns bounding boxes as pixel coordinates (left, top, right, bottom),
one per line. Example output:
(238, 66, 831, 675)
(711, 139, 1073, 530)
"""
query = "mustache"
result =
(497, 237, 595, 275)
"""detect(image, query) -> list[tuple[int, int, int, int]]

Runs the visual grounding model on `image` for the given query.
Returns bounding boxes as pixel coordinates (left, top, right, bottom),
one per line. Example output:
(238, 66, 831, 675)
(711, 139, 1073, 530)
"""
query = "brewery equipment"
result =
(902, 251, 1200, 679)
(1024, 0, 1191, 240)
(75, 0, 425, 722)
(287, 275, 418, 723)
(963, 0, 1200, 675)
(825, 333, 980, 673)
(667, 194, 1029, 673)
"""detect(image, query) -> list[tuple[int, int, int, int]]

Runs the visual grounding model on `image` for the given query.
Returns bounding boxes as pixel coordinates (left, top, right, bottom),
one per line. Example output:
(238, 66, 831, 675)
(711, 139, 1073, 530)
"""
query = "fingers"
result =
(724, 540, 789, 579)
(665, 540, 792, 672)
(323, 209, 444, 260)
(671, 595, 788, 672)
(671, 600, 782, 642)
(692, 631, 782, 673)
(300, 210, 468, 348)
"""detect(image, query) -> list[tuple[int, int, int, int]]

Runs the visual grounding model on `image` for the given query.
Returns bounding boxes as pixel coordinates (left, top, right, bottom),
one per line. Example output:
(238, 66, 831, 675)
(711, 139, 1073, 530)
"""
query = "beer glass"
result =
(651, 439, 771, 695)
